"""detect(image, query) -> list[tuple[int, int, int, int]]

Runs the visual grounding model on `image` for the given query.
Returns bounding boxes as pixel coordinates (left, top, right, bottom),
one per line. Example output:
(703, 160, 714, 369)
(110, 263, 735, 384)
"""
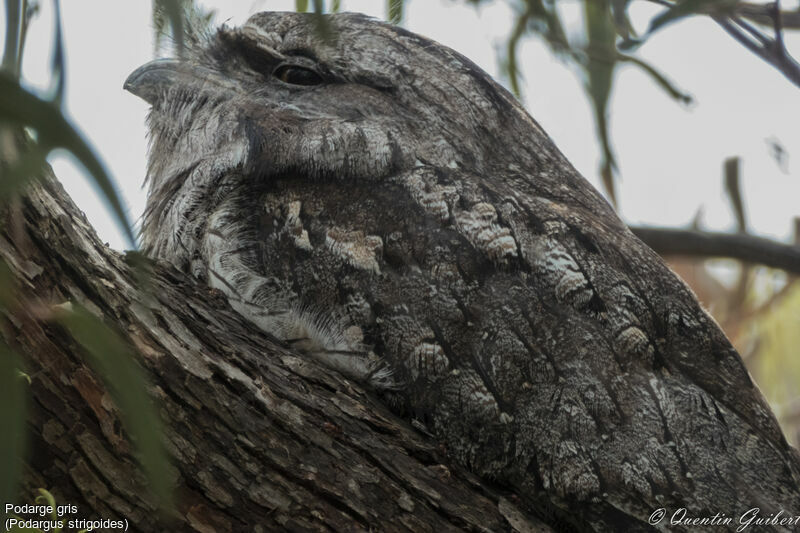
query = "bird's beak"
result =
(124, 58, 182, 105)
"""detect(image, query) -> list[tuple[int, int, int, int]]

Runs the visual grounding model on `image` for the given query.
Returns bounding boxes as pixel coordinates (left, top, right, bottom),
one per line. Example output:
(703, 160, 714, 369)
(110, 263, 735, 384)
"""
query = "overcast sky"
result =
(7, 0, 800, 251)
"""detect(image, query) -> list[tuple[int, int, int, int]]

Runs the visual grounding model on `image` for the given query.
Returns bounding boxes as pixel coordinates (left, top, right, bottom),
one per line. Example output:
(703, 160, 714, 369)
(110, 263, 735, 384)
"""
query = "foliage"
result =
(288, 1, 799, 206)
(152, 0, 799, 206)
(750, 284, 800, 445)
(57, 304, 172, 505)
(463, 0, 796, 204)
(0, 336, 27, 508)
(153, 0, 216, 56)
(5, 488, 89, 532)
(0, 0, 169, 508)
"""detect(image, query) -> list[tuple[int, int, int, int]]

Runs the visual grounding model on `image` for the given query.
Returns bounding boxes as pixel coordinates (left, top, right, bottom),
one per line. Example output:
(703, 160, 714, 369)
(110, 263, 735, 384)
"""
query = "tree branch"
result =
(1, 166, 549, 531)
(3, 162, 798, 531)
(631, 225, 800, 273)
(738, 1, 800, 30)
(640, 0, 800, 89)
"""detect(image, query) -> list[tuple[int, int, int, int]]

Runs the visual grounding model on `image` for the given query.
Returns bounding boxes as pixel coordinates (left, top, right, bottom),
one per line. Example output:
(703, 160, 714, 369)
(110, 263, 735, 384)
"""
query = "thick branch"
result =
(0, 167, 548, 531)
(631, 225, 800, 272)
(4, 164, 798, 531)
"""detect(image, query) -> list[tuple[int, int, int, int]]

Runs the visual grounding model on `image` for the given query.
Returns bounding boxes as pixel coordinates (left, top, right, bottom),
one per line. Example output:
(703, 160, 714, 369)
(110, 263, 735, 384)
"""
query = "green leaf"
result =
(527, 0, 570, 57)
(49, 0, 65, 104)
(648, 0, 740, 35)
(34, 488, 58, 522)
(583, 0, 619, 205)
(58, 304, 172, 508)
(152, 0, 214, 52)
(599, 150, 617, 207)
(153, 0, 185, 58)
(3, 0, 22, 76)
(387, 0, 404, 25)
(617, 36, 643, 51)
(617, 54, 692, 104)
(505, 2, 534, 98)
(724, 156, 746, 232)
(0, 258, 15, 309)
(0, 340, 28, 506)
(124, 251, 156, 304)
(0, 140, 47, 200)
(16, 0, 41, 75)
(330, 0, 341, 13)
(295, 0, 309, 12)
(0, 74, 136, 248)
(308, 0, 335, 44)
(610, 0, 634, 39)
(502, 0, 571, 98)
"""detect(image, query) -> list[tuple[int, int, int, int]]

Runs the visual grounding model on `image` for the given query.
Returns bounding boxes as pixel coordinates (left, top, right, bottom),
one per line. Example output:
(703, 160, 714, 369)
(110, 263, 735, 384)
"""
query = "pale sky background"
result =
(7, 0, 800, 251)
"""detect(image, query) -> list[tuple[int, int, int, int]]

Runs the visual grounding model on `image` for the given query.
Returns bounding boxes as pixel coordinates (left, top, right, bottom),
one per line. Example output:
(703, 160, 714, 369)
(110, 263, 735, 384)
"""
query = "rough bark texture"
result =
(1, 170, 552, 532)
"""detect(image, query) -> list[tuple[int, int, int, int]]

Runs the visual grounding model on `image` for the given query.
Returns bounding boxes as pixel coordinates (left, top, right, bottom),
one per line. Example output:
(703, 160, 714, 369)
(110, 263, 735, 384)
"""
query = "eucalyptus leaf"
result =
(0, 258, 14, 309)
(311, 0, 334, 43)
(0, 74, 136, 248)
(617, 36, 643, 51)
(0, 340, 28, 506)
(387, 0, 404, 24)
(16, 0, 41, 75)
(34, 488, 57, 519)
(153, 0, 185, 58)
(525, 0, 570, 58)
(124, 250, 157, 304)
(724, 156, 746, 233)
(49, 0, 64, 105)
(618, 54, 692, 104)
(58, 304, 172, 508)
(584, 0, 619, 204)
(648, 0, 740, 35)
(610, 0, 635, 40)
(3, 0, 22, 76)
(505, 2, 535, 98)
(297, 0, 335, 44)
(0, 138, 47, 200)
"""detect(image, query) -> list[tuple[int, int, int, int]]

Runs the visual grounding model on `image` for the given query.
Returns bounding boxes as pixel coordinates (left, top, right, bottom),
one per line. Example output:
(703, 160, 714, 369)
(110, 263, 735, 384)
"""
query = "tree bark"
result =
(0, 167, 553, 531)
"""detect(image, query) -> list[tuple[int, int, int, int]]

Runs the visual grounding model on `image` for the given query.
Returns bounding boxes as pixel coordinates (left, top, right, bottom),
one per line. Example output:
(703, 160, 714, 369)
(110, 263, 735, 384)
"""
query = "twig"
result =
(738, 1, 800, 30)
(713, 15, 800, 88)
(631, 226, 800, 274)
(773, 0, 785, 51)
(733, 13, 773, 47)
(640, 0, 800, 89)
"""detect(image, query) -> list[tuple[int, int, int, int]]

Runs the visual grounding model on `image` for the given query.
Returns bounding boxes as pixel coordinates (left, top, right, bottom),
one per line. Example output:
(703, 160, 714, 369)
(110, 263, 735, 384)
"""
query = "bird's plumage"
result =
(126, 11, 800, 530)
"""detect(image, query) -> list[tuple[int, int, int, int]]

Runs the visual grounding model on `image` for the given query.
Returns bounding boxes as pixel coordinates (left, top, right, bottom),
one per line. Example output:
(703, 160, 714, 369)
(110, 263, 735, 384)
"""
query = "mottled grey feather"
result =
(126, 11, 800, 531)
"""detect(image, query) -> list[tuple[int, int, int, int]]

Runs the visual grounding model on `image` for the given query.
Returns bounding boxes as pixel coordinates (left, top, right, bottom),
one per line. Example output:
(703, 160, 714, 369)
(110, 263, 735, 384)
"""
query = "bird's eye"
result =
(274, 65, 323, 86)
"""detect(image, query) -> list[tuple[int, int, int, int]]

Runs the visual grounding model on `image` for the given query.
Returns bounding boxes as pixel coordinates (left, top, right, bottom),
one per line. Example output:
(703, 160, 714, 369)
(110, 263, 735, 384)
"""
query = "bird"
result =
(125, 11, 800, 531)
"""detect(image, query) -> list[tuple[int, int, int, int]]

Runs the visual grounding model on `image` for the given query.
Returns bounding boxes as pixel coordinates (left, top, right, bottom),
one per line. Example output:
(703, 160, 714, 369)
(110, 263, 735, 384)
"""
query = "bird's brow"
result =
(283, 48, 320, 63)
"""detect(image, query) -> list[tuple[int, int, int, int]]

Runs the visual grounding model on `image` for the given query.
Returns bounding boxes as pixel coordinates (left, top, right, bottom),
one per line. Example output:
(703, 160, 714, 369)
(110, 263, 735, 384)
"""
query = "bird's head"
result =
(125, 11, 550, 197)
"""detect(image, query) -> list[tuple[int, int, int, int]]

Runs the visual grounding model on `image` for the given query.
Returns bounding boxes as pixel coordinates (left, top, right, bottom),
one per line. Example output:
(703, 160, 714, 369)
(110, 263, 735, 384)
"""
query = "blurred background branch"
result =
(631, 224, 800, 272)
